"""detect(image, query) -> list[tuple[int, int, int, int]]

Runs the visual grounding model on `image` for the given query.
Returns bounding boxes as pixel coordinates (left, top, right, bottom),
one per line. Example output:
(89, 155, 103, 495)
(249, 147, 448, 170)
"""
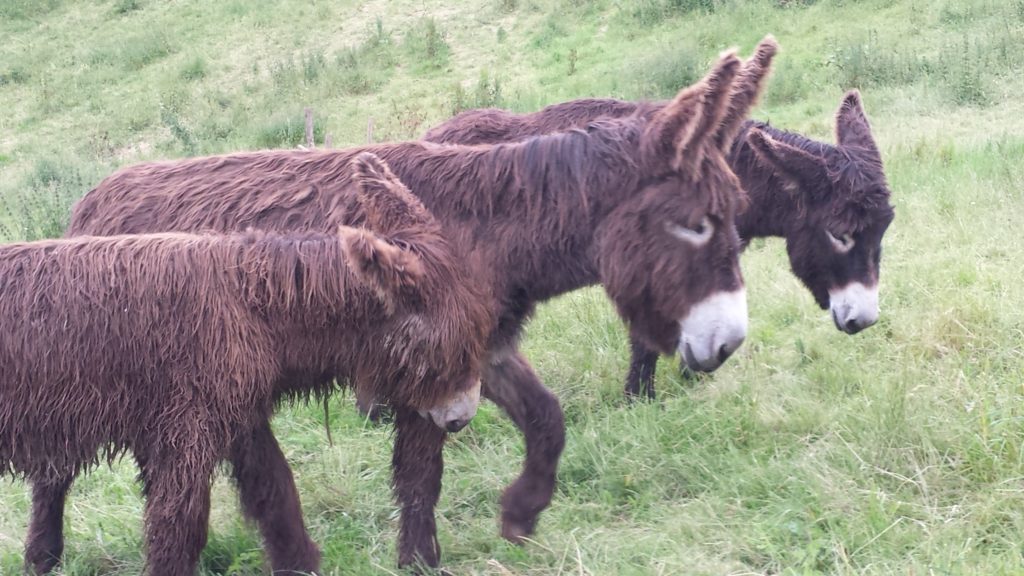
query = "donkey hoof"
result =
(26, 559, 60, 576)
(500, 508, 538, 544)
(500, 519, 531, 544)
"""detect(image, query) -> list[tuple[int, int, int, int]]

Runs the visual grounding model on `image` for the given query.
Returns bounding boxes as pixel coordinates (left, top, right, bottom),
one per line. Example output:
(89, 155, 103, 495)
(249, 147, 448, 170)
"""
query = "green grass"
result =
(2, 0, 1024, 573)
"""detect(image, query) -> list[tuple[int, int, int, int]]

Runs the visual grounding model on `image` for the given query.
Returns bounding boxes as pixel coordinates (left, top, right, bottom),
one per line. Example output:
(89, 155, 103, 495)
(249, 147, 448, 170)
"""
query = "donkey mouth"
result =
(682, 342, 713, 373)
(682, 340, 736, 373)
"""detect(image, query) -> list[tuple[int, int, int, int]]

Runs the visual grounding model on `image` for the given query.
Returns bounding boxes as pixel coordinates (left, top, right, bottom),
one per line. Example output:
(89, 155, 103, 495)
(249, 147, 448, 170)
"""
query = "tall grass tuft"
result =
(629, 0, 716, 26)
(0, 0, 65, 20)
(448, 69, 504, 115)
(252, 111, 326, 149)
(0, 65, 30, 86)
(826, 31, 925, 90)
(627, 46, 702, 99)
(0, 158, 104, 242)
(89, 31, 177, 71)
(402, 17, 450, 73)
(179, 55, 207, 81)
(267, 21, 396, 96)
(827, 30, 1012, 106)
(112, 0, 143, 16)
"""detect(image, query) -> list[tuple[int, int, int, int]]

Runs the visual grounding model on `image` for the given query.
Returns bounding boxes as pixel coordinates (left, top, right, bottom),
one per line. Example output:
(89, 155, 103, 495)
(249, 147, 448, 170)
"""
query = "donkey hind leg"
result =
(140, 450, 216, 576)
(624, 338, 660, 401)
(24, 475, 74, 575)
(229, 419, 321, 574)
(392, 407, 446, 569)
(483, 350, 566, 543)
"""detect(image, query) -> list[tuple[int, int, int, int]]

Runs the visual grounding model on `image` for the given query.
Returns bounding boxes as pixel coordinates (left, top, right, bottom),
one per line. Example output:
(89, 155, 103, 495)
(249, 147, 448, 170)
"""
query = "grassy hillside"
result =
(2, 0, 1024, 574)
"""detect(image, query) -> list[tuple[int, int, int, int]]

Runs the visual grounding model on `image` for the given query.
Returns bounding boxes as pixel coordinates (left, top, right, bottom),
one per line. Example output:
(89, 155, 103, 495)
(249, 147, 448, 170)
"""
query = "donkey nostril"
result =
(445, 419, 467, 433)
(844, 317, 863, 334)
(718, 343, 731, 363)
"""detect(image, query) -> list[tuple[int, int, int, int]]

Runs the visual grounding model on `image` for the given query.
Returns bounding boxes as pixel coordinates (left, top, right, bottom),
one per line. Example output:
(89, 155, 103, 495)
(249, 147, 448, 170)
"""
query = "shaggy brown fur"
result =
(425, 46, 893, 399)
(8, 153, 491, 576)
(61, 46, 773, 570)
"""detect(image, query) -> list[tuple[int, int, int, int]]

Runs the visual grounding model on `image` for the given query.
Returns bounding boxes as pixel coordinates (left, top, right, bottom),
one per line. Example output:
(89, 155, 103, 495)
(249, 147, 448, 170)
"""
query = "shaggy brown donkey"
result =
(9, 153, 491, 576)
(426, 78, 894, 398)
(63, 45, 772, 570)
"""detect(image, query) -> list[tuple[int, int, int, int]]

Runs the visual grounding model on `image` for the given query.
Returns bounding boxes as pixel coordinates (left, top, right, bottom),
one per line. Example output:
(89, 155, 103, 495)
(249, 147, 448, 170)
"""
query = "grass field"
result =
(2, 0, 1024, 574)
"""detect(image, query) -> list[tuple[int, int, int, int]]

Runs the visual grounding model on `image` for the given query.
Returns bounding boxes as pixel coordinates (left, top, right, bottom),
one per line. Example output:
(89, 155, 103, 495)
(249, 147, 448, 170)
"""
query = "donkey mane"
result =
(394, 117, 740, 230)
(416, 115, 743, 224)
(396, 126, 641, 232)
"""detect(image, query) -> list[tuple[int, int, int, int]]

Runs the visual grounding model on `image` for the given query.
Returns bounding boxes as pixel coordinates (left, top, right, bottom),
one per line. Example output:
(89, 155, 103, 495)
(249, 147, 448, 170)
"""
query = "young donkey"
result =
(61, 44, 772, 570)
(426, 59, 895, 398)
(7, 154, 491, 576)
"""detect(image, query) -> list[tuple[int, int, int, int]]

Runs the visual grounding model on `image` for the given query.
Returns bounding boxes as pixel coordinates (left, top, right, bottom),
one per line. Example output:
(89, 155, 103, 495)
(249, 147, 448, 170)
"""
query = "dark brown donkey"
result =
(426, 82, 894, 399)
(6, 154, 491, 576)
(59, 45, 772, 571)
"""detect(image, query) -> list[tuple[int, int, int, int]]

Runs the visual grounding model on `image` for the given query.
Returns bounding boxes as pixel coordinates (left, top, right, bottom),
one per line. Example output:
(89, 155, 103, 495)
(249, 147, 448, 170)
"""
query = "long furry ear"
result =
(747, 128, 828, 191)
(676, 50, 743, 173)
(642, 51, 741, 174)
(338, 224, 424, 311)
(835, 90, 879, 157)
(714, 35, 778, 151)
(350, 152, 437, 236)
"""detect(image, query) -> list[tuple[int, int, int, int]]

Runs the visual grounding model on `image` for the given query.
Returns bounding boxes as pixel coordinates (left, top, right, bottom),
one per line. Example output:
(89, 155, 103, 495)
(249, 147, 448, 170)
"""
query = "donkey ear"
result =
(835, 90, 879, 155)
(644, 50, 742, 173)
(714, 35, 779, 151)
(338, 224, 425, 310)
(350, 152, 437, 235)
(747, 128, 828, 191)
(675, 50, 744, 172)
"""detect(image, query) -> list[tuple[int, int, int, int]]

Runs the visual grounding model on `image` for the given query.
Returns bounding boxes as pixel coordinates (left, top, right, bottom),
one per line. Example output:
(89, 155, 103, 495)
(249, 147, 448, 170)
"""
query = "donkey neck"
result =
(378, 122, 646, 302)
(731, 122, 835, 242)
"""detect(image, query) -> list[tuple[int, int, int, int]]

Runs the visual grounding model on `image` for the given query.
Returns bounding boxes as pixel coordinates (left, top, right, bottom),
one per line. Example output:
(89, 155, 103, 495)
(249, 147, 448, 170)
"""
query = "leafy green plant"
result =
(448, 69, 503, 115)
(402, 17, 450, 73)
(179, 55, 207, 81)
(0, 158, 101, 241)
(113, 0, 143, 15)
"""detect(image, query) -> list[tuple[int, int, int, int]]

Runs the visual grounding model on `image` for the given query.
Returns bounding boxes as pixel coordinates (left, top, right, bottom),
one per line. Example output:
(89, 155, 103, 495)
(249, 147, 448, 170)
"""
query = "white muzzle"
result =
(677, 288, 748, 373)
(829, 282, 879, 334)
(423, 379, 481, 433)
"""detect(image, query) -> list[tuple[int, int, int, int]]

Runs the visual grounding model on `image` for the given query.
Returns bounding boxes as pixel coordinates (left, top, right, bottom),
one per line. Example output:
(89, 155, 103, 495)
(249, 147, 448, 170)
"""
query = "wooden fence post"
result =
(304, 107, 314, 148)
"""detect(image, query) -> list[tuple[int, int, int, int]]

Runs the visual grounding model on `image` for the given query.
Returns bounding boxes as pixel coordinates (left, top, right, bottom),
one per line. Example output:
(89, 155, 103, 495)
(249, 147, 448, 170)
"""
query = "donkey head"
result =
(747, 91, 894, 334)
(597, 37, 777, 372)
(342, 152, 491, 432)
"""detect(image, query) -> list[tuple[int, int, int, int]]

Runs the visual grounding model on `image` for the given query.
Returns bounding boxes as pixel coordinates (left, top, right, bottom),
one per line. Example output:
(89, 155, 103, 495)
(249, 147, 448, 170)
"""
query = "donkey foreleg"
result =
(140, 447, 216, 576)
(624, 338, 659, 400)
(228, 419, 321, 574)
(24, 475, 73, 575)
(392, 407, 446, 569)
(482, 349, 565, 543)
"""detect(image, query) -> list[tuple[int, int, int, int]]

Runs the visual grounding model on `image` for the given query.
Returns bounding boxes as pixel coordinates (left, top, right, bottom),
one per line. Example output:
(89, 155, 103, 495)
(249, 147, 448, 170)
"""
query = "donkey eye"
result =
(666, 216, 714, 247)
(826, 230, 855, 253)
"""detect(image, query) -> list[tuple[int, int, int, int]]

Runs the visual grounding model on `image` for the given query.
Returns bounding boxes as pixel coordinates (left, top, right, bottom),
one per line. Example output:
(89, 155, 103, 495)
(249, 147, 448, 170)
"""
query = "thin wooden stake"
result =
(304, 107, 314, 148)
